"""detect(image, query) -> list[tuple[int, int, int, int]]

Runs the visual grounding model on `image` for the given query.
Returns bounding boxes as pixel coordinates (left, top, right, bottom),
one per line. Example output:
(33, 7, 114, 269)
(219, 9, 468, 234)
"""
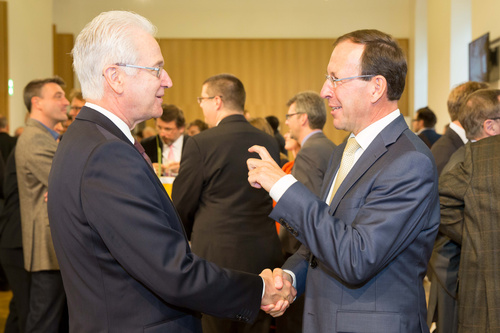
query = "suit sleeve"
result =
(81, 140, 262, 321)
(171, 138, 204, 239)
(438, 148, 470, 244)
(271, 150, 437, 285)
(292, 146, 324, 196)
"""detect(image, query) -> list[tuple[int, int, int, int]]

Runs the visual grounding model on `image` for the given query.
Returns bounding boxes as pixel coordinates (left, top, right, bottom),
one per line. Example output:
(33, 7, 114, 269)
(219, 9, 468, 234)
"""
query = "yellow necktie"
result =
(330, 137, 360, 204)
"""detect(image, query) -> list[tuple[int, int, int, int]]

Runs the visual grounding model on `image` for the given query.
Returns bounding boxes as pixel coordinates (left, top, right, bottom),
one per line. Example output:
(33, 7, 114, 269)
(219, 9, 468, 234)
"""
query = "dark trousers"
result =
(275, 293, 304, 333)
(0, 248, 31, 333)
(25, 270, 68, 333)
(202, 310, 272, 333)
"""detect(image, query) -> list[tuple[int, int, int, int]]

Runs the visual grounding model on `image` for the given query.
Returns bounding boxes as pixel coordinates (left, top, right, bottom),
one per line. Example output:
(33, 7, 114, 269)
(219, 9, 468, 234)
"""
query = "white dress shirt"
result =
(86, 103, 134, 143)
(162, 134, 184, 164)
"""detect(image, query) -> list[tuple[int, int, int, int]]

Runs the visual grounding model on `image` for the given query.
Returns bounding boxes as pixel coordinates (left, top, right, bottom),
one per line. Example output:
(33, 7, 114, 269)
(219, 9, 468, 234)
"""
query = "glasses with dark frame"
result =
(197, 96, 220, 104)
(285, 112, 305, 120)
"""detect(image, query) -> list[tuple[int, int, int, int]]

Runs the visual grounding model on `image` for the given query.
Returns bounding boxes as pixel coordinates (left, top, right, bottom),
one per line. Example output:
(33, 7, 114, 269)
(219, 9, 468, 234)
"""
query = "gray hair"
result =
(287, 91, 327, 130)
(72, 11, 157, 100)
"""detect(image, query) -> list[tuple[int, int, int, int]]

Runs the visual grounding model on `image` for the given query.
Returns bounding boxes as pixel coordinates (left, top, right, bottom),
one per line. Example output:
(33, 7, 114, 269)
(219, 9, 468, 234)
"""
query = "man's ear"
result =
(31, 96, 40, 111)
(299, 113, 309, 127)
(214, 95, 223, 110)
(370, 75, 387, 104)
(483, 118, 500, 136)
(103, 65, 125, 95)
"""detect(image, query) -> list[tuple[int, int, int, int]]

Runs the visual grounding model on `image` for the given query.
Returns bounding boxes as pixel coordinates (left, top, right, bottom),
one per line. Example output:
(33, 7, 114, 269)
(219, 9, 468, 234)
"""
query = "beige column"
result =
(6, 0, 53, 134)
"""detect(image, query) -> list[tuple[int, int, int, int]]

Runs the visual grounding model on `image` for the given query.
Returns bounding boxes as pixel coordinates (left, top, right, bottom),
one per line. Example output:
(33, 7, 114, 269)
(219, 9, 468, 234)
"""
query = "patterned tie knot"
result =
(344, 137, 360, 156)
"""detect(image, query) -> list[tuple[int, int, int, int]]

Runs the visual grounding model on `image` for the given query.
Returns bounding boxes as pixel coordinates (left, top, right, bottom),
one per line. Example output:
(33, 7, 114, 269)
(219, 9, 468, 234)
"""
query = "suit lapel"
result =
(77, 107, 160, 180)
(76, 107, 132, 145)
(326, 115, 408, 212)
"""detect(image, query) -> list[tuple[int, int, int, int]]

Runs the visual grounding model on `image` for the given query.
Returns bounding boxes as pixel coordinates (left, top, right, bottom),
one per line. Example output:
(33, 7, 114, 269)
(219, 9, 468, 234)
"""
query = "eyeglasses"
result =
(285, 112, 304, 120)
(488, 117, 500, 121)
(116, 63, 162, 78)
(325, 74, 376, 88)
(197, 96, 216, 104)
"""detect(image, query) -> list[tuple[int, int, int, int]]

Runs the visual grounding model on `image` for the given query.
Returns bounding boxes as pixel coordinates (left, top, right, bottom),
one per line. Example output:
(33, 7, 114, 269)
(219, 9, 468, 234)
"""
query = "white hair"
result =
(72, 11, 157, 100)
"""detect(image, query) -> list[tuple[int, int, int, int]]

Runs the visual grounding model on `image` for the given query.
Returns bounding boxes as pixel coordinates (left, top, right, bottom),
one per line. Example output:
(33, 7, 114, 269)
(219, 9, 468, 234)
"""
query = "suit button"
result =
(236, 315, 242, 320)
(310, 257, 318, 268)
(279, 218, 285, 224)
(292, 230, 299, 237)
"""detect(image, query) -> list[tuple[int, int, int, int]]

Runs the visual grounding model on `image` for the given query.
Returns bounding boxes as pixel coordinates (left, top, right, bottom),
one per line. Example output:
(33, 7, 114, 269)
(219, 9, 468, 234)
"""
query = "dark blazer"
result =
(279, 131, 335, 255)
(430, 127, 464, 176)
(172, 114, 283, 274)
(141, 134, 189, 164)
(418, 128, 441, 148)
(426, 127, 465, 332)
(273, 115, 440, 332)
(0, 132, 17, 163)
(47, 107, 262, 333)
(439, 135, 500, 332)
(0, 149, 22, 249)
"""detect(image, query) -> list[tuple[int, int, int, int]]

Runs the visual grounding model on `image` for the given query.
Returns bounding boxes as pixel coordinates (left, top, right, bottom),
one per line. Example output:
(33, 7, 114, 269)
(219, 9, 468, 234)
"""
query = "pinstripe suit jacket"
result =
(439, 134, 500, 332)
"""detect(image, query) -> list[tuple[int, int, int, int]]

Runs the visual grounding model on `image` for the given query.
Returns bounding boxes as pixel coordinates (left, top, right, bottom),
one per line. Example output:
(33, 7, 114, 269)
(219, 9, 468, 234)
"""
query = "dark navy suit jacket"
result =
(274, 115, 440, 332)
(47, 107, 262, 333)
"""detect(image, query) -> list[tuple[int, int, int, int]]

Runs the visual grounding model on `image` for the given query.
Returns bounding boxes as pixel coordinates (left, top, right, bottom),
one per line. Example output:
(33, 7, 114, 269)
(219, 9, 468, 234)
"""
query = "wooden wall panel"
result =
(0, 1, 8, 119)
(158, 38, 409, 145)
(53, 25, 74, 97)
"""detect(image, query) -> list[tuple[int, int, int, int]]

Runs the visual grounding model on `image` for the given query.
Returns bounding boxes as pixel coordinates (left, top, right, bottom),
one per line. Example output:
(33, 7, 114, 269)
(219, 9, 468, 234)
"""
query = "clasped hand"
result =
(260, 268, 297, 317)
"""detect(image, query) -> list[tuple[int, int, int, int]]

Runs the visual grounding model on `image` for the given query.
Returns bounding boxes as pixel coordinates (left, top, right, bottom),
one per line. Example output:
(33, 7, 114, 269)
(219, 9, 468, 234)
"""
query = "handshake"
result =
(259, 268, 297, 317)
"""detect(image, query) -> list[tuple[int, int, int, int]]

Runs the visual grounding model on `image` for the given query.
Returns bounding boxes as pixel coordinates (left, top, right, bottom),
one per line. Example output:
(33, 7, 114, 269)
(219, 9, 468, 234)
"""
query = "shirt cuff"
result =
(261, 277, 265, 298)
(283, 269, 297, 290)
(270, 174, 297, 202)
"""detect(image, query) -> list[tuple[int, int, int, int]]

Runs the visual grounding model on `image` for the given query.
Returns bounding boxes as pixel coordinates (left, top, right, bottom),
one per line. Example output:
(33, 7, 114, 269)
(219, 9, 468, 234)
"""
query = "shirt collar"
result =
(86, 102, 135, 144)
(352, 109, 401, 151)
(164, 134, 184, 148)
(416, 127, 434, 135)
(32, 119, 59, 140)
(449, 122, 468, 144)
(301, 129, 322, 146)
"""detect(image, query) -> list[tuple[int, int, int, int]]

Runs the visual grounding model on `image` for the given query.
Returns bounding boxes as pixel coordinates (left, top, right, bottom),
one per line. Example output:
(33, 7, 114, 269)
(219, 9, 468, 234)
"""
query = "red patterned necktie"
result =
(134, 139, 154, 169)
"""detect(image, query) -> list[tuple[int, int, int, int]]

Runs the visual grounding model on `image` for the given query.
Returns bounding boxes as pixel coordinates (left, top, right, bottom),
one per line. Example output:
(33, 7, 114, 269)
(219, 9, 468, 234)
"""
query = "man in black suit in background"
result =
(141, 104, 189, 176)
(172, 74, 284, 333)
(412, 106, 441, 148)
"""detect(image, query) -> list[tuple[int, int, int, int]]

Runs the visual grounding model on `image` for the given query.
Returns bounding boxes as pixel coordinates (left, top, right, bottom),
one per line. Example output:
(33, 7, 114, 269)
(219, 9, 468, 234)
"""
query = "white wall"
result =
(7, 0, 53, 134)
(413, 0, 428, 111)
(53, 0, 412, 39)
(450, 0, 471, 87)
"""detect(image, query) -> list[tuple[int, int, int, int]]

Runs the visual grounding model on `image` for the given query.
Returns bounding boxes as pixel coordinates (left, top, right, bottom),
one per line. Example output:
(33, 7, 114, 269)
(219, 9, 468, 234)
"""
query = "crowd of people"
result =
(0, 9, 498, 333)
